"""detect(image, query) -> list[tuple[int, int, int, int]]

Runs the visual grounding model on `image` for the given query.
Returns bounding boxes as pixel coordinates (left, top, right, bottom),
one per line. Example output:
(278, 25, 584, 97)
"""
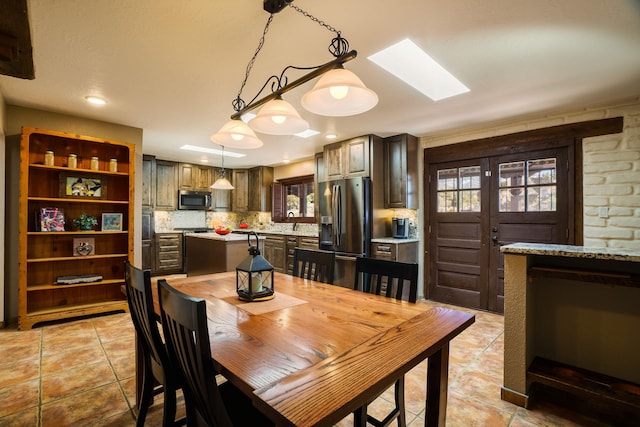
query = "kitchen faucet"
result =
(288, 211, 297, 231)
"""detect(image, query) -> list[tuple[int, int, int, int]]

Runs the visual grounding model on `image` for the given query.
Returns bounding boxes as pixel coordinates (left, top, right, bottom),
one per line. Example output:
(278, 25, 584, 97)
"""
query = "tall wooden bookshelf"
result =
(18, 127, 134, 330)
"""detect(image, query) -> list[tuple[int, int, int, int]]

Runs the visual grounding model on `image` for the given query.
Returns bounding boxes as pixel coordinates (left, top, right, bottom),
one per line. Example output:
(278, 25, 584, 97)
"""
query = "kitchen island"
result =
(185, 232, 265, 277)
(501, 243, 640, 422)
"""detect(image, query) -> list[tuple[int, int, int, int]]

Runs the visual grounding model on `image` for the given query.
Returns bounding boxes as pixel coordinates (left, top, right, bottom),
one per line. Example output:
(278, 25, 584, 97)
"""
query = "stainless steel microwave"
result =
(178, 190, 211, 210)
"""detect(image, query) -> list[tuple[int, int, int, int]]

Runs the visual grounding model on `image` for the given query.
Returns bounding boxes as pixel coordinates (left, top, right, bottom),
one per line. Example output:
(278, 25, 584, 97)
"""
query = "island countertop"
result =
(186, 232, 265, 242)
(501, 243, 640, 263)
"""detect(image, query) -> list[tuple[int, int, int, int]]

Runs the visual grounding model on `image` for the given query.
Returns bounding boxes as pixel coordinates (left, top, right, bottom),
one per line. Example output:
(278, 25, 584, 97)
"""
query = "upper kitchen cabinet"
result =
(232, 169, 249, 212)
(248, 166, 274, 212)
(155, 160, 178, 210)
(211, 167, 232, 212)
(142, 154, 156, 209)
(179, 163, 212, 192)
(322, 135, 381, 181)
(384, 134, 419, 209)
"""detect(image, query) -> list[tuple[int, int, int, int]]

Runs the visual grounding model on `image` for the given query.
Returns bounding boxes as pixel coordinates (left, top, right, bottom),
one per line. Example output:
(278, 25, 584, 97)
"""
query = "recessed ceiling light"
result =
(180, 144, 246, 157)
(295, 129, 320, 138)
(85, 95, 107, 106)
(282, 159, 290, 163)
(325, 133, 337, 140)
(368, 38, 469, 101)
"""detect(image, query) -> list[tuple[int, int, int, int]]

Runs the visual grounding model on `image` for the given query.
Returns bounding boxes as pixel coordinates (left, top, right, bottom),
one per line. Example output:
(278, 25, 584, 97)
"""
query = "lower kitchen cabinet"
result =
(287, 236, 320, 274)
(155, 233, 183, 274)
(371, 240, 418, 263)
(141, 211, 154, 271)
(263, 234, 286, 273)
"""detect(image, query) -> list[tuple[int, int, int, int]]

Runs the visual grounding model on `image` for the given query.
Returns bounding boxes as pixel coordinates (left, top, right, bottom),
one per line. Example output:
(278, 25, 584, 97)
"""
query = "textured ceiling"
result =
(1, 0, 639, 168)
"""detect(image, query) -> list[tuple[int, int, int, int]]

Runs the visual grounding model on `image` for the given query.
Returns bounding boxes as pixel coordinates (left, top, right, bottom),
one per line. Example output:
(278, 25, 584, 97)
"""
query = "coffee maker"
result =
(392, 217, 409, 239)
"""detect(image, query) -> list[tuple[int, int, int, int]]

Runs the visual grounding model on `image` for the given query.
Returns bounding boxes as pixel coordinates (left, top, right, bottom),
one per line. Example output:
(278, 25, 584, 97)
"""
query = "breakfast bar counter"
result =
(501, 243, 640, 422)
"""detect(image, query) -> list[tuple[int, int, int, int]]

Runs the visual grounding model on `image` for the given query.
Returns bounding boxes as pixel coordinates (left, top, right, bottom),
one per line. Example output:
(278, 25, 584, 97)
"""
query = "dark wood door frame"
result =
(422, 117, 624, 301)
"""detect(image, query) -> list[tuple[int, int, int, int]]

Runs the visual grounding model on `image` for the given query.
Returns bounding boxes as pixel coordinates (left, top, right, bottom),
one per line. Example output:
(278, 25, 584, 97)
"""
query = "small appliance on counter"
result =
(392, 217, 409, 239)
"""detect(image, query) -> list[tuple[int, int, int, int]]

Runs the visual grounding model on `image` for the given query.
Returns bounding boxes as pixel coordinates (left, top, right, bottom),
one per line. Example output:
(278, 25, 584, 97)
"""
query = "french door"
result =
(427, 145, 572, 313)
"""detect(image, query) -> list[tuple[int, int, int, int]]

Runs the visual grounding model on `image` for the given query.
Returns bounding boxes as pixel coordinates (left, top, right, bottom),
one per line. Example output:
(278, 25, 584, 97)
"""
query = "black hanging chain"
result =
(233, 14, 275, 112)
(231, 4, 352, 114)
(287, 3, 349, 58)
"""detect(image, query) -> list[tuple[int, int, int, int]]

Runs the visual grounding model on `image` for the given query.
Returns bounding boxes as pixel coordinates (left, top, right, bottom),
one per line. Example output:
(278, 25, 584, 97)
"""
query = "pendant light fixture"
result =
(210, 118, 263, 149)
(211, 0, 377, 145)
(301, 66, 378, 116)
(211, 145, 234, 190)
(249, 96, 309, 135)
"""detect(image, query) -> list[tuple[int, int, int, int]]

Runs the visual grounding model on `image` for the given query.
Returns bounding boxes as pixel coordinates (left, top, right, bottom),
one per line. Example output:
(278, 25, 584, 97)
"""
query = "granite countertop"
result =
(501, 243, 640, 263)
(233, 228, 318, 238)
(186, 232, 265, 241)
(371, 237, 420, 244)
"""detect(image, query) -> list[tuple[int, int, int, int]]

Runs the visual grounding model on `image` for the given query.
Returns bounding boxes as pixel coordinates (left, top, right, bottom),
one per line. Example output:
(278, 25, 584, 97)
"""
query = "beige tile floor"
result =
(0, 298, 615, 426)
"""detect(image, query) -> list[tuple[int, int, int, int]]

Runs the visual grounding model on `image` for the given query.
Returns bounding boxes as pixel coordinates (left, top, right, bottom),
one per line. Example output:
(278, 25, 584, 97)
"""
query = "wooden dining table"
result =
(147, 271, 475, 427)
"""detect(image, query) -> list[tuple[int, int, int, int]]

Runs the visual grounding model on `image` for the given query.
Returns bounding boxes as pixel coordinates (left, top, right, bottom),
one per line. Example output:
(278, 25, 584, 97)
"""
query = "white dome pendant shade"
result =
(248, 97, 309, 135)
(301, 67, 378, 116)
(210, 118, 264, 149)
(211, 176, 234, 190)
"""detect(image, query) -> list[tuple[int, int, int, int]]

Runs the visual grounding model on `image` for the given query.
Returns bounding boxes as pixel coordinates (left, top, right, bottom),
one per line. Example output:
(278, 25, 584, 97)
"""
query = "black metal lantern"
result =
(236, 232, 275, 301)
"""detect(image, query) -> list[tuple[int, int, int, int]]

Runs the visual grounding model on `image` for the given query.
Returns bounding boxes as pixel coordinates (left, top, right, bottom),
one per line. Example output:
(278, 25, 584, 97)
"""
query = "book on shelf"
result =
(56, 274, 103, 285)
(39, 207, 66, 231)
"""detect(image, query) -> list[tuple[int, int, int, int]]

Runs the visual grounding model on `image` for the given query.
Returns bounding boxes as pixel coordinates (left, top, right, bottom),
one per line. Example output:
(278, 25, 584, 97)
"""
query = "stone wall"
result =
(583, 103, 640, 249)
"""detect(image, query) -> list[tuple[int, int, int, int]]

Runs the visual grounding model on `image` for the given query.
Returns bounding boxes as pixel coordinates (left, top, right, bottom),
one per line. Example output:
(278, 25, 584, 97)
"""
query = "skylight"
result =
(180, 145, 246, 157)
(368, 38, 469, 101)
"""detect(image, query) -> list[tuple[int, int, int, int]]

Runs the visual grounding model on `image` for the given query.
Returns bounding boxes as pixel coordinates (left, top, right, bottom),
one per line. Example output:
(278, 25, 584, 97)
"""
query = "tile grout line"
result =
(91, 317, 137, 423)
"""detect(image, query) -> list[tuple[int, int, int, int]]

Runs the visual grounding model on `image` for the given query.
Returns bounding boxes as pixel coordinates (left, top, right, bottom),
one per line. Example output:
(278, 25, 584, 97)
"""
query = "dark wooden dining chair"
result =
(124, 260, 184, 427)
(353, 257, 419, 427)
(157, 279, 274, 427)
(292, 247, 335, 284)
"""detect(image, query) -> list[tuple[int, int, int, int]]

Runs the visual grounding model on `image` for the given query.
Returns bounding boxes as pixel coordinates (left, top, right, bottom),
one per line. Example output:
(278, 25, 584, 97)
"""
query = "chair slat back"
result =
(292, 248, 335, 284)
(354, 257, 418, 303)
(158, 279, 233, 427)
(124, 261, 168, 368)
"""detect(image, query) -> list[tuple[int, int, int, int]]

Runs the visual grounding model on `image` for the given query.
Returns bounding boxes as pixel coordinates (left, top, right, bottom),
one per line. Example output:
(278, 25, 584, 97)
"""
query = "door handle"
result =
(491, 235, 503, 246)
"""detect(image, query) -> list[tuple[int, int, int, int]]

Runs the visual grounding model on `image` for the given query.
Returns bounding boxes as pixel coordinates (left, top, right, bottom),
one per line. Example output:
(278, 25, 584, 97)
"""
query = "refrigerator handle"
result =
(332, 184, 341, 248)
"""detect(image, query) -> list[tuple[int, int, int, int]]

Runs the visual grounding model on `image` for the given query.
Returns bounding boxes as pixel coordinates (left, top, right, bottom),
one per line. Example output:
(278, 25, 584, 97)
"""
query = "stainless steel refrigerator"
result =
(318, 176, 372, 288)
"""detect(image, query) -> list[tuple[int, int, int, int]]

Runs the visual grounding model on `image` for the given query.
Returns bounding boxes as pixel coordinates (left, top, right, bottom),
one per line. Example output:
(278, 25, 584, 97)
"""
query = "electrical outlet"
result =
(598, 206, 609, 218)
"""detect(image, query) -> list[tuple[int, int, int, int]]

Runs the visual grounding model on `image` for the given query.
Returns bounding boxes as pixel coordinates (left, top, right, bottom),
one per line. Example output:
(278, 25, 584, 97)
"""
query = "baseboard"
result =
(501, 386, 529, 408)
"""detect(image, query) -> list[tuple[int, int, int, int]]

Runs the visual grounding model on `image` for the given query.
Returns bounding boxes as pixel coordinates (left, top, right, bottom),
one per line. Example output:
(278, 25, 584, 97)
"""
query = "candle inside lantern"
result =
(251, 272, 263, 293)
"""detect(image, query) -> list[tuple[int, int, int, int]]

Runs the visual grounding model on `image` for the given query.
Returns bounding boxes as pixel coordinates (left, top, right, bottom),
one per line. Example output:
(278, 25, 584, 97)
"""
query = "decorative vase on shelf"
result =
(73, 214, 98, 231)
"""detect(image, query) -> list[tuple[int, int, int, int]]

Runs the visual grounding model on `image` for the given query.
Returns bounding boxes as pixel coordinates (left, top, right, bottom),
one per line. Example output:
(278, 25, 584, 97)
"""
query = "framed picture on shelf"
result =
(59, 174, 106, 199)
(102, 213, 123, 231)
(39, 207, 66, 231)
(73, 237, 95, 256)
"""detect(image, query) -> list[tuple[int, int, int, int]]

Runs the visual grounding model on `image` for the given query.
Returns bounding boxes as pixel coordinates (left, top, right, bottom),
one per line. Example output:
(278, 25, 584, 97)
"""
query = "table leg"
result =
(425, 343, 450, 427)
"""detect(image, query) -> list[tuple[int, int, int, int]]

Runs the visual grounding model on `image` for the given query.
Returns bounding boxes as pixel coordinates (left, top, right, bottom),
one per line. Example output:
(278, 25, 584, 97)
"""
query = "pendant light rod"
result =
(230, 50, 357, 121)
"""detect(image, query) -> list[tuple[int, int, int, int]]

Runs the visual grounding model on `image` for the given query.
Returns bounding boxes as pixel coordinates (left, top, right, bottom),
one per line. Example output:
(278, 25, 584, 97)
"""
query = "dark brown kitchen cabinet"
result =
(371, 241, 418, 263)
(248, 166, 274, 212)
(384, 134, 419, 209)
(155, 233, 182, 274)
(142, 154, 156, 209)
(141, 211, 154, 271)
(286, 236, 320, 274)
(179, 163, 212, 191)
(322, 135, 380, 181)
(263, 234, 286, 273)
(232, 169, 249, 212)
(155, 160, 178, 210)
